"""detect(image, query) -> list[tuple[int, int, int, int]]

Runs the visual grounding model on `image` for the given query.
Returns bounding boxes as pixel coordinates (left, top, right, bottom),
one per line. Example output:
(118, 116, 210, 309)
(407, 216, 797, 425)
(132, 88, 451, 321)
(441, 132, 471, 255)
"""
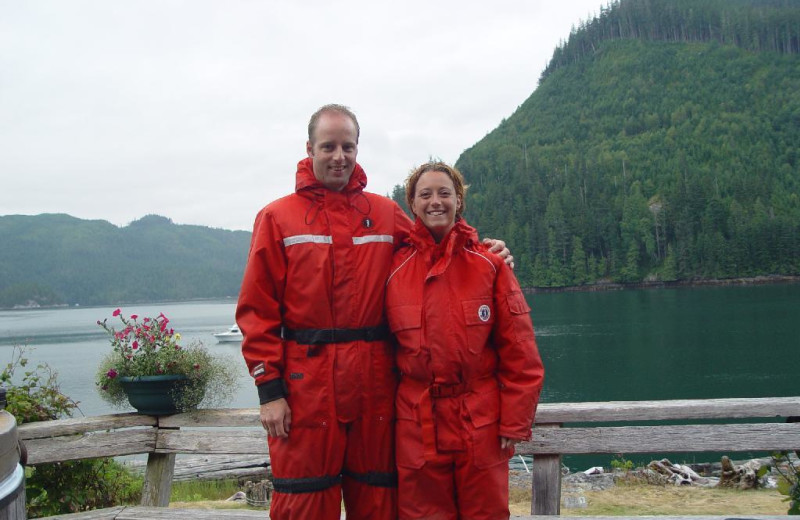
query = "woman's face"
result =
(411, 170, 461, 242)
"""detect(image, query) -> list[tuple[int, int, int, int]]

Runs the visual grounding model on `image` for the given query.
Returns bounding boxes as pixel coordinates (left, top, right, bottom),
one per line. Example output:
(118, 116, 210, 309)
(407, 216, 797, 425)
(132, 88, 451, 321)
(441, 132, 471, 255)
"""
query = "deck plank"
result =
(38, 509, 789, 520)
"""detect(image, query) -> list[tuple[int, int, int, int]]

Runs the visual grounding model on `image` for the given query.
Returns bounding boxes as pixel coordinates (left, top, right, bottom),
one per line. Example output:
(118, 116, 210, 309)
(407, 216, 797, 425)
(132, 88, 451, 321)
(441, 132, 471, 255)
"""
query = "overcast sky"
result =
(1, 0, 606, 231)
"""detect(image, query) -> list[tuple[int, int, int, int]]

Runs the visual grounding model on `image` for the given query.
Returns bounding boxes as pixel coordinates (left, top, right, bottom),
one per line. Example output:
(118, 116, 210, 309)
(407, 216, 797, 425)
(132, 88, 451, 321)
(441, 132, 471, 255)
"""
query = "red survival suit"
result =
(386, 218, 544, 520)
(237, 158, 412, 520)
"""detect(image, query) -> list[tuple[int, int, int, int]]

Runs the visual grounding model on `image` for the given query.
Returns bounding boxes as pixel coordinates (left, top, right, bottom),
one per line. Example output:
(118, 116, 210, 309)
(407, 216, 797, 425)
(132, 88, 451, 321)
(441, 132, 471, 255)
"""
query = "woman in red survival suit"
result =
(385, 161, 545, 520)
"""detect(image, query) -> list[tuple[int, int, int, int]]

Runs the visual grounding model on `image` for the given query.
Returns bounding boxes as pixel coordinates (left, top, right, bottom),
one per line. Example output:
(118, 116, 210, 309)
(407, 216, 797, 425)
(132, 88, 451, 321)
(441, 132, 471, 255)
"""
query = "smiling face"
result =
(306, 111, 358, 192)
(411, 170, 462, 243)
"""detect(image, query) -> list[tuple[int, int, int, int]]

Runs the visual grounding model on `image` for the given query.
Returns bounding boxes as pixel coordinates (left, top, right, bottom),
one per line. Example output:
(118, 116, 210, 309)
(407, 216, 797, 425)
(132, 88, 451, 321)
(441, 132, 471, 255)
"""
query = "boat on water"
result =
(213, 324, 243, 343)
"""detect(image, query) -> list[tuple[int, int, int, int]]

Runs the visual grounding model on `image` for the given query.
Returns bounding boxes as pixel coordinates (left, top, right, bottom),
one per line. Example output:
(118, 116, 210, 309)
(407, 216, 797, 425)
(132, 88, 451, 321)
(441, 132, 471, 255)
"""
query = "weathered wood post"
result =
(531, 423, 562, 515)
(141, 422, 178, 507)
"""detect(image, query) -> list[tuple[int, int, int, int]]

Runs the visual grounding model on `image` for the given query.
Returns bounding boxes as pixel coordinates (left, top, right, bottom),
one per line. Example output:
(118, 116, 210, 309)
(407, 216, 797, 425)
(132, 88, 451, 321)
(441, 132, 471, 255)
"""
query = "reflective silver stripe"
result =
(352, 235, 394, 245)
(283, 235, 333, 247)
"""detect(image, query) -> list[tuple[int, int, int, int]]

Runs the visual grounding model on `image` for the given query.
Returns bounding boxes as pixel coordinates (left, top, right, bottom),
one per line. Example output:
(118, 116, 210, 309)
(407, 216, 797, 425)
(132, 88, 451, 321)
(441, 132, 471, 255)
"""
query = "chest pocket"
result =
(387, 304, 422, 355)
(462, 298, 494, 354)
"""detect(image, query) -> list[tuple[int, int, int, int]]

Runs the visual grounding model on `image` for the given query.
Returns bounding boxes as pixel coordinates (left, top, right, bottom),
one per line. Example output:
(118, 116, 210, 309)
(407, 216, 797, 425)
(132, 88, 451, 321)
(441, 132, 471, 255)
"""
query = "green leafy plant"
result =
(96, 309, 239, 412)
(610, 453, 635, 472)
(2, 346, 142, 515)
(771, 450, 800, 515)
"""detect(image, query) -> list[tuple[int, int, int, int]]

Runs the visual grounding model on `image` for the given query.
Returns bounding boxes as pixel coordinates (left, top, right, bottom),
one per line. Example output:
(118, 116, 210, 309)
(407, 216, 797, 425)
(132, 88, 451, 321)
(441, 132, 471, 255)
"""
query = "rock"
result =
(226, 491, 246, 502)
(563, 471, 616, 491)
(562, 491, 588, 509)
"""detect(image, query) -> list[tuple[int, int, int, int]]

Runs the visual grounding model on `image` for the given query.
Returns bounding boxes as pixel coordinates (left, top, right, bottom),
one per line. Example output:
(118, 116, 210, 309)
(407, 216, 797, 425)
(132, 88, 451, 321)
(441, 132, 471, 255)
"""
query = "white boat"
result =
(213, 324, 243, 343)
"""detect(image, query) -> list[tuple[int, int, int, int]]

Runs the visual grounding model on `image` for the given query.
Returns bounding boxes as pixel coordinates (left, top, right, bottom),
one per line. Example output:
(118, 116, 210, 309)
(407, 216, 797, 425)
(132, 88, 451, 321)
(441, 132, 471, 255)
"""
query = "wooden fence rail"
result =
(18, 396, 800, 516)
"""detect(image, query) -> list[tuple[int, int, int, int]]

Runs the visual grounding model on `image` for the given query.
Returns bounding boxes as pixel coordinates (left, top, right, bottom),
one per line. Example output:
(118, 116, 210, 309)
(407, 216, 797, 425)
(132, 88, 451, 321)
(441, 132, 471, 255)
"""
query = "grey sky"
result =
(1, 0, 605, 231)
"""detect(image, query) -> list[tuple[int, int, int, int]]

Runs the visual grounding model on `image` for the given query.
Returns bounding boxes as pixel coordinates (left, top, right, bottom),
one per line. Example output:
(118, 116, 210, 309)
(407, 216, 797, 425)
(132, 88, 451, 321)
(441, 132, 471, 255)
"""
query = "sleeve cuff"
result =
(257, 379, 288, 404)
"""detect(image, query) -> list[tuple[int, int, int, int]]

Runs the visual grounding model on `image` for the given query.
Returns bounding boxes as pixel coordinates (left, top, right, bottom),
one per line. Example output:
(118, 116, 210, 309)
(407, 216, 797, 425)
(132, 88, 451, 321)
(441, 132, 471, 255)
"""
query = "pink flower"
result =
(112, 308, 121, 317)
(132, 341, 138, 350)
(106, 368, 118, 379)
(130, 314, 138, 320)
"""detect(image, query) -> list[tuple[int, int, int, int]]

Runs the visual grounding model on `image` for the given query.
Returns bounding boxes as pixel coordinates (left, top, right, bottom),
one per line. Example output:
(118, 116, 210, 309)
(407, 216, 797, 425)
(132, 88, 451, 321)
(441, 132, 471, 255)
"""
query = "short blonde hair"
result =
(405, 161, 468, 218)
(308, 104, 360, 144)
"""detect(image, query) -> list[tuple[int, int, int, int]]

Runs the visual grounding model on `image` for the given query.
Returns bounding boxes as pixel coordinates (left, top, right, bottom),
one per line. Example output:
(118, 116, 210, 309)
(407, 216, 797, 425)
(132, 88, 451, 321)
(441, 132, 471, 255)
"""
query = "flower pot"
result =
(118, 375, 201, 415)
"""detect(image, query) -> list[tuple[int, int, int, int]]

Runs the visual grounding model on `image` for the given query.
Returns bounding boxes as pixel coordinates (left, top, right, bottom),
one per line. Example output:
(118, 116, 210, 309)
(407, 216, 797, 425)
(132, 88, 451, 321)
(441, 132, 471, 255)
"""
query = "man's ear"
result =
(306, 140, 314, 158)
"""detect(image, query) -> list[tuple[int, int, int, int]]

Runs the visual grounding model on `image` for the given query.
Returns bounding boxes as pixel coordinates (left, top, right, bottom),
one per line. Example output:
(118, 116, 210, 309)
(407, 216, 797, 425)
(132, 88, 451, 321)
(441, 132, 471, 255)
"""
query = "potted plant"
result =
(96, 309, 239, 415)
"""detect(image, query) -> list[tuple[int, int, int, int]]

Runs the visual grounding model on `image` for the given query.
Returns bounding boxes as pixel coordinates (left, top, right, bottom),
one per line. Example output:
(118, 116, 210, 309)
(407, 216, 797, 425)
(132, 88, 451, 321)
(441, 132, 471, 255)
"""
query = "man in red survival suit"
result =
(238, 103, 512, 519)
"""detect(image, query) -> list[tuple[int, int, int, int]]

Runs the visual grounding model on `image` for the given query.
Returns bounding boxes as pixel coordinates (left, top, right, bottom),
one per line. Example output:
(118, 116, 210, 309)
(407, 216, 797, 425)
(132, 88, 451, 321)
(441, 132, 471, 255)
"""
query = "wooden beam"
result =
(534, 396, 800, 423)
(116, 508, 268, 519)
(18, 413, 155, 440)
(33, 506, 126, 519)
(518, 422, 800, 455)
(23, 429, 156, 465)
(159, 408, 260, 428)
(156, 429, 268, 455)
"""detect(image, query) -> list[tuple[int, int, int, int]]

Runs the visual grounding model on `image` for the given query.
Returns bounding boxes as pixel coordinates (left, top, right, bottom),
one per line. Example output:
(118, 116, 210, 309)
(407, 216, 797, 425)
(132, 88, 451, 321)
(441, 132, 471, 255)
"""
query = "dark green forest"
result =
(394, 0, 800, 287)
(0, 214, 250, 308)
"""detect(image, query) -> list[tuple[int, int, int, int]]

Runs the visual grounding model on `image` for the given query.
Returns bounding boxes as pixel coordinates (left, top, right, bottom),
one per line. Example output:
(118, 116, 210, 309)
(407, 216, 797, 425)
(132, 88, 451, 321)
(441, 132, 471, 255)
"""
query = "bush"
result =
(771, 450, 800, 515)
(2, 346, 142, 516)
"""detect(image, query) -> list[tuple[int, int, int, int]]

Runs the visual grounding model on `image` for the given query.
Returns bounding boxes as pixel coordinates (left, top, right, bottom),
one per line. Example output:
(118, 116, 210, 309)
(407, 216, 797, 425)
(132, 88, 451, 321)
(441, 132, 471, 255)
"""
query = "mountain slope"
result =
(445, 1, 800, 287)
(0, 214, 251, 307)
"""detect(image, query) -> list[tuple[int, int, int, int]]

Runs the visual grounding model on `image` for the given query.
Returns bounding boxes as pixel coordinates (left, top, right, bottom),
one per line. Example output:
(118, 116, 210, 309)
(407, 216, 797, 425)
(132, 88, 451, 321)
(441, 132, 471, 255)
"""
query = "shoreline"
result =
(3, 276, 798, 310)
(522, 274, 800, 294)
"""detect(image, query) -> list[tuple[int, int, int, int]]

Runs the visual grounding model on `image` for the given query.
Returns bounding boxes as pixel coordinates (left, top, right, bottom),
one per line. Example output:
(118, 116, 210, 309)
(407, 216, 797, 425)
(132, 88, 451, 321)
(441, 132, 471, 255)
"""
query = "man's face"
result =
(306, 112, 358, 191)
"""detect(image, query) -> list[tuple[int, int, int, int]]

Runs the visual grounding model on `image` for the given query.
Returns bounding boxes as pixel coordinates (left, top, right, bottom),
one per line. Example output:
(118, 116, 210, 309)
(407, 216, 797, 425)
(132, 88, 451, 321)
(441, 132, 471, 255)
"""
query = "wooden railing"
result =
(18, 397, 800, 515)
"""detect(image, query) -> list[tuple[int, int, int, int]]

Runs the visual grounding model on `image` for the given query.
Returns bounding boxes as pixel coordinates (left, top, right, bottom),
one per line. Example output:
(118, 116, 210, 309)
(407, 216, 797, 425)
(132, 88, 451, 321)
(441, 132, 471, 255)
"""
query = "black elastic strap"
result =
(282, 325, 390, 345)
(272, 474, 342, 494)
(342, 469, 398, 488)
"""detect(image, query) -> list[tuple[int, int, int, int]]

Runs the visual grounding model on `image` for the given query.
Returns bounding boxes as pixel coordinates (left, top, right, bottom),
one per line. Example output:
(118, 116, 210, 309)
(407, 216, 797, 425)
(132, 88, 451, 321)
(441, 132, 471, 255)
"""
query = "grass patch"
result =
(170, 479, 242, 502)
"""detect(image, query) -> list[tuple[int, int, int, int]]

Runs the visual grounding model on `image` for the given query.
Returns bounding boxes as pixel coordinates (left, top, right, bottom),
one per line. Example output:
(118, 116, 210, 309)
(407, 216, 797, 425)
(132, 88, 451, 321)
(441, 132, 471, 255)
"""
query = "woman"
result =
(385, 161, 545, 520)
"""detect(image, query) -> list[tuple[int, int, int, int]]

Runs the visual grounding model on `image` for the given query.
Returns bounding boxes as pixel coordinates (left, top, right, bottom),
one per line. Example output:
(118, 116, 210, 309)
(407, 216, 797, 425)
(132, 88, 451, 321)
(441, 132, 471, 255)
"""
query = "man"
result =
(237, 104, 511, 519)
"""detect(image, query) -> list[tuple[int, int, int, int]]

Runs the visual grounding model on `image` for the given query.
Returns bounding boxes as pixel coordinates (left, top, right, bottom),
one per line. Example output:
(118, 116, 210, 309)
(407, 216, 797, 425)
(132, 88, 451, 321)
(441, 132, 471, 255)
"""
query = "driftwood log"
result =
(718, 455, 769, 489)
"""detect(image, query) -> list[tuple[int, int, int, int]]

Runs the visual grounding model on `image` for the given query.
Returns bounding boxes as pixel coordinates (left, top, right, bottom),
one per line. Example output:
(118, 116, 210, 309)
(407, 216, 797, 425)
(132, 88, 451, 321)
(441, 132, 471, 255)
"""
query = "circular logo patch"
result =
(478, 304, 491, 322)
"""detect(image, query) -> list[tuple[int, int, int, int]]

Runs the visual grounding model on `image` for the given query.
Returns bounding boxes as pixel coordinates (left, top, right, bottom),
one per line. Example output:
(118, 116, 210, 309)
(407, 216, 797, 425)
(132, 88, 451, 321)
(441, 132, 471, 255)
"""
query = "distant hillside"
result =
(394, 0, 800, 287)
(0, 214, 251, 307)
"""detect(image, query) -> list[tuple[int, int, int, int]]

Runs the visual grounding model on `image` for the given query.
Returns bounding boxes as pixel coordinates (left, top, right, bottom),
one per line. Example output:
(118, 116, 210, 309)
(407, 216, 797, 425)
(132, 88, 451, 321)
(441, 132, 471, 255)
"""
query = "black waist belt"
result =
(342, 468, 398, 488)
(282, 325, 390, 345)
(272, 474, 342, 494)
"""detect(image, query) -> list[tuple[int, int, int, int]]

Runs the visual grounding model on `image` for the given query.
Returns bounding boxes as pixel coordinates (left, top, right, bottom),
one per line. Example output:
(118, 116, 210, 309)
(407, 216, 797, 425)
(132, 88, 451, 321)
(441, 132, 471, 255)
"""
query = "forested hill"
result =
(393, 0, 800, 288)
(0, 214, 250, 308)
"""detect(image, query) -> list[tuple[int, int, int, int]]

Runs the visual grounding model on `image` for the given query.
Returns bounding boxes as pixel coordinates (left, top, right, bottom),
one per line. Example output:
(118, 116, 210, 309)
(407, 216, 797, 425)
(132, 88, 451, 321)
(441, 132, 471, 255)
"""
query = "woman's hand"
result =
(500, 436, 521, 450)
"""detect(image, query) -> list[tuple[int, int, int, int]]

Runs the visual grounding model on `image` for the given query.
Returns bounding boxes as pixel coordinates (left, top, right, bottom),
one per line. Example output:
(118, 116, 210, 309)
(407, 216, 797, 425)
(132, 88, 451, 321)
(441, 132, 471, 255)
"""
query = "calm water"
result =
(1, 284, 798, 466)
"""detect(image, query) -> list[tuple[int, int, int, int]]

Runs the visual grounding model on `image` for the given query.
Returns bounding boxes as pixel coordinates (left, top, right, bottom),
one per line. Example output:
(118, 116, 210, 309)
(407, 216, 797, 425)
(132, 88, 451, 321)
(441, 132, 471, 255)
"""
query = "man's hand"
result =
(500, 436, 521, 450)
(261, 398, 292, 438)
(483, 238, 514, 269)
